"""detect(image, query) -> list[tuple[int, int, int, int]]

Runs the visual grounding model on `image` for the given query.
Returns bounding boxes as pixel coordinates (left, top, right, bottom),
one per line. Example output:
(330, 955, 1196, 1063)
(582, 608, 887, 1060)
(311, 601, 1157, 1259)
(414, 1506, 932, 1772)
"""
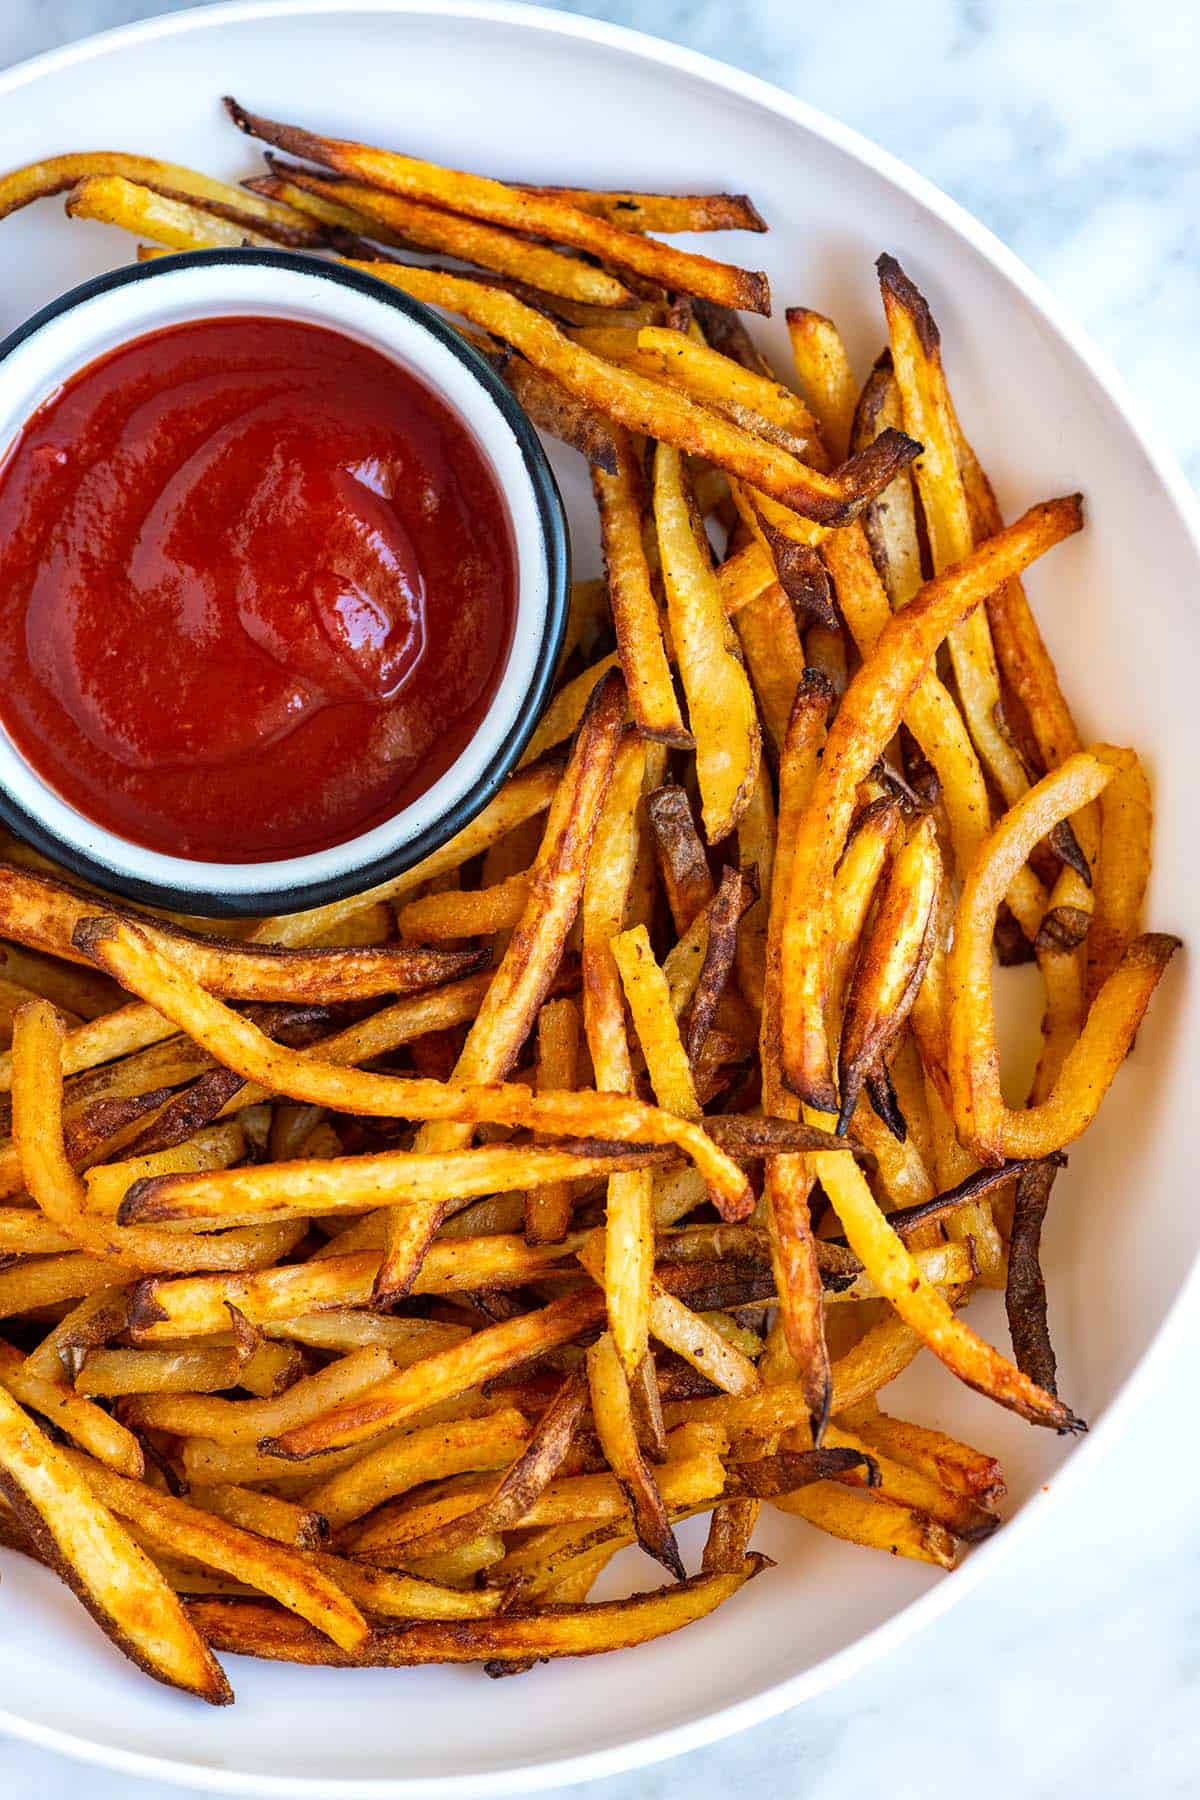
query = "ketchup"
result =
(0, 316, 516, 861)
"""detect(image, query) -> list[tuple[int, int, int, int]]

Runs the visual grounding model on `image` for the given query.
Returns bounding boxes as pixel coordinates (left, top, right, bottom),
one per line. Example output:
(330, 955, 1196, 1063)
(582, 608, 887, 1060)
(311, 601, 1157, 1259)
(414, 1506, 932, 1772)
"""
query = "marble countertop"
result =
(1, 3, 1197, 1796)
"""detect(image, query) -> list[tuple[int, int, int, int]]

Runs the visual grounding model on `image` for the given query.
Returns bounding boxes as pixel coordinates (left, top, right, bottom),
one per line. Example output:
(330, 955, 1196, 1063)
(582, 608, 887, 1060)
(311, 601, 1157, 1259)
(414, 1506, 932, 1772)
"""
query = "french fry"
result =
(0, 1385, 231, 1700)
(0, 148, 322, 241)
(271, 168, 635, 306)
(527, 997, 583, 1245)
(300, 1409, 531, 1531)
(1087, 746, 1153, 1001)
(593, 432, 690, 743)
(0, 1337, 143, 1473)
(263, 1290, 607, 1458)
(396, 873, 528, 942)
(66, 174, 281, 249)
(516, 185, 767, 234)
(1005, 1159, 1059, 1396)
(611, 925, 702, 1123)
(117, 1141, 656, 1226)
(947, 754, 1178, 1161)
(226, 101, 771, 314)
(778, 496, 1084, 1108)
(75, 919, 752, 1219)
(377, 668, 625, 1298)
(341, 261, 920, 523)
(648, 786, 715, 931)
(189, 1485, 327, 1551)
(0, 862, 482, 1001)
(654, 444, 761, 840)
(66, 1449, 369, 1650)
(250, 760, 560, 947)
(588, 1332, 683, 1578)
(581, 738, 656, 1375)
(187, 1559, 764, 1665)
(785, 307, 858, 462)
(836, 816, 942, 1133)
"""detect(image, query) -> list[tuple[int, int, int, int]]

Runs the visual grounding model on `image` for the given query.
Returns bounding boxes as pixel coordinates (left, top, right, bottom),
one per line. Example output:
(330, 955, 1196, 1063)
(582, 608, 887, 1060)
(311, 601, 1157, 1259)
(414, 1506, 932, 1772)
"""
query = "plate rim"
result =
(0, 2, 1198, 1794)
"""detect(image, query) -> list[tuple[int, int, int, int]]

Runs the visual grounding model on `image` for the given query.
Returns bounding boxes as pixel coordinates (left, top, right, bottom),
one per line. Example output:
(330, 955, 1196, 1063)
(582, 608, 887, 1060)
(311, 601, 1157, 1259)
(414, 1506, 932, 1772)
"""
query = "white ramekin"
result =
(0, 248, 569, 914)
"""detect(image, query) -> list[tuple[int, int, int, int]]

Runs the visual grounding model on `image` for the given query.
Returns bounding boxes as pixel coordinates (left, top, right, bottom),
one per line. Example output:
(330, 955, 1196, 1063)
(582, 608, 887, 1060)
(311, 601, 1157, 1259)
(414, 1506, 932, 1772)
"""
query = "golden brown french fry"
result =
(654, 444, 761, 840)
(648, 786, 715, 932)
(396, 873, 528, 942)
(947, 753, 1178, 1161)
(300, 1409, 531, 1531)
(636, 329, 816, 443)
(836, 816, 942, 1133)
(0, 148, 322, 241)
(377, 668, 626, 1299)
(250, 761, 559, 948)
(67, 1449, 369, 1650)
(0, 1385, 232, 1700)
(226, 101, 771, 313)
(187, 1557, 764, 1665)
(0, 1337, 143, 1474)
(878, 255, 1031, 812)
(587, 1332, 683, 1577)
(778, 496, 1084, 1108)
(271, 167, 634, 306)
(526, 996, 583, 1246)
(74, 920, 752, 1219)
(516, 184, 767, 233)
(518, 654, 623, 768)
(592, 431, 694, 743)
(189, 1484, 327, 1551)
(580, 738, 656, 1375)
(611, 925, 702, 1122)
(785, 307, 857, 462)
(0, 862, 482, 1001)
(264, 1289, 606, 1460)
(773, 1480, 957, 1568)
(66, 174, 280, 249)
(374, 1372, 587, 1559)
(1087, 746, 1153, 1001)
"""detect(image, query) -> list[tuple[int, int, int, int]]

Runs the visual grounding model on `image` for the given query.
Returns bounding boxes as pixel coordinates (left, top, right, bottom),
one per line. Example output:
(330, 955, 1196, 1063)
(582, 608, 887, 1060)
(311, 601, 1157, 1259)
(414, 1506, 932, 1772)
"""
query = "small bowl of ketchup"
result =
(0, 249, 568, 914)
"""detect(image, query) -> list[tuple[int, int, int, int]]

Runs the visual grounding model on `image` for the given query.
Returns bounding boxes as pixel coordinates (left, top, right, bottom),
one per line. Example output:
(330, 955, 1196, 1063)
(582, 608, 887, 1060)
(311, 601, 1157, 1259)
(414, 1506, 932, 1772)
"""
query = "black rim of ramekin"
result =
(0, 248, 571, 917)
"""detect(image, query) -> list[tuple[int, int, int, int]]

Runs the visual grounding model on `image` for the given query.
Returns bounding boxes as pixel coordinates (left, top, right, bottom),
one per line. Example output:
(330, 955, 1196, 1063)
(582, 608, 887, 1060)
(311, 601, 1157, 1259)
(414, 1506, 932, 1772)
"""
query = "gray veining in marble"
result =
(0, 3, 1197, 1796)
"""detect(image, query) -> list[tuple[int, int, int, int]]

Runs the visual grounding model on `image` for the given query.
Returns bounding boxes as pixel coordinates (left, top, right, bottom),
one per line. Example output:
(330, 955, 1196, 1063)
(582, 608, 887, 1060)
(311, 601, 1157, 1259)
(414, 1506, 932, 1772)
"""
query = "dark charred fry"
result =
(684, 868, 746, 1066)
(648, 787, 714, 932)
(876, 1157, 1058, 1239)
(864, 1064, 907, 1142)
(753, 520, 839, 631)
(1035, 906, 1092, 956)
(722, 1447, 877, 1499)
(1006, 1160, 1060, 1398)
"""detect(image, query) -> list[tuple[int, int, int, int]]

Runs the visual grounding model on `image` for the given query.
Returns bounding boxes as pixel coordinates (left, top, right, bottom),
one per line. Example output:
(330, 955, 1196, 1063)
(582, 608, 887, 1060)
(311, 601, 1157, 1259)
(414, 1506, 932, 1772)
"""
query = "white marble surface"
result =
(1, 2, 1198, 1796)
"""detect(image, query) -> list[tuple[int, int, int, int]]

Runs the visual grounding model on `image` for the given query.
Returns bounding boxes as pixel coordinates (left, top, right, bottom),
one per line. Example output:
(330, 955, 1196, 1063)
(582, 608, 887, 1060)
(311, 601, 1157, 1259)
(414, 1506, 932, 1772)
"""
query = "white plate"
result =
(0, 3, 1197, 1794)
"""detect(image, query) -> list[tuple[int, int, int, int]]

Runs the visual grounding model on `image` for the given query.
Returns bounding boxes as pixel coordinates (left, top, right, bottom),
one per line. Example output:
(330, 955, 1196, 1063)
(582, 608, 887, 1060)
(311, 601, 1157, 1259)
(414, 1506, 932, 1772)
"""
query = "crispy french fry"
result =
(67, 174, 280, 249)
(187, 1558, 764, 1664)
(948, 754, 1178, 1161)
(516, 184, 767, 234)
(67, 1449, 368, 1650)
(226, 101, 771, 314)
(300, 1409, 531, 1531)
(0, 1385, 231, 1699)
(778, 497, 1084, 1108)
(654, 445, 761, 840)
(0, 149, 322, 241)
(74, 919, 751, 1218)
(588, 1332, 682, 1577)
(594, 432, 690, 743)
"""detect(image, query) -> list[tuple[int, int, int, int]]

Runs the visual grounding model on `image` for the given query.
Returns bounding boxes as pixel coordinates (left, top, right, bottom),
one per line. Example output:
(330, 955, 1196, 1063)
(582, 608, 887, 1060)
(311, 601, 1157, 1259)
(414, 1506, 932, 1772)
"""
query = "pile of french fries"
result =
(0, 107, 1178, 1702)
